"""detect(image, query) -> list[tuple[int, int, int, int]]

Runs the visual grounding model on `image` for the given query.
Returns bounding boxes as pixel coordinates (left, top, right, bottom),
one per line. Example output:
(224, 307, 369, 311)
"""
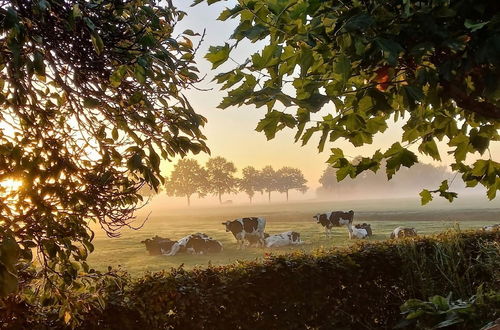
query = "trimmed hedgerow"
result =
(82, 230, 499, 330)
(2, 231, 498, 329)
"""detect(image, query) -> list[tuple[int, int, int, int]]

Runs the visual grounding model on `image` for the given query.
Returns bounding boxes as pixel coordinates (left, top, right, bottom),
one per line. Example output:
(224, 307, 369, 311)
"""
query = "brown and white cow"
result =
(141, 236, 176, 256)
(390, 227, 418, 239)
(163, 233, 223, 256)
(313, 210, 354, 236)
(222, 217, 266, 248)
(264, 231, 303, 248)
(354, 223, 373, 236)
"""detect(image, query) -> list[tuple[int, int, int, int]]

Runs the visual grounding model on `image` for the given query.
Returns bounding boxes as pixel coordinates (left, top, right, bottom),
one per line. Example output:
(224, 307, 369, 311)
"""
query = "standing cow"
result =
(222, 217, 266, 248)
(313, 210, 354, 236)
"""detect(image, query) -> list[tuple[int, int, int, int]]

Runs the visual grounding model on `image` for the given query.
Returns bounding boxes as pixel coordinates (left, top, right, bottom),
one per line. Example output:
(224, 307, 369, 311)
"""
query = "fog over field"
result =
(87, 196, 499, 275)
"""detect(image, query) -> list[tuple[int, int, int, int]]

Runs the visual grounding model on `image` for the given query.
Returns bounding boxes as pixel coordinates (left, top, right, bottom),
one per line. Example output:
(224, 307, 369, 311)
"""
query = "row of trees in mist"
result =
(317, 161, 451, 199)
(163, 157, 308, 205)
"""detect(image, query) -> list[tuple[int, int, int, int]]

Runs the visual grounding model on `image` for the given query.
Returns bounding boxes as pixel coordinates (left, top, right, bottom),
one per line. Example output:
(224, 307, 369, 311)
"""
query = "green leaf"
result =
(464, 20, 489, 32)
(91, 32, 104, 55)
(83, 97, 100, 108)
(205, 43, 231, 69)
(109, 65, 128, 87)
(420, 189, 433, 205)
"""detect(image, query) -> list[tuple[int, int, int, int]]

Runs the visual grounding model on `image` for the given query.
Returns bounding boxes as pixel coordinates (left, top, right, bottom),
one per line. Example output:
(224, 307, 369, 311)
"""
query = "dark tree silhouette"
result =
(238, 166, 262, 203)
(165, 159, 208, 206)
(206, 157, 238, 204)
(276, 167, 308, 201)
(260, 165, 278, 202)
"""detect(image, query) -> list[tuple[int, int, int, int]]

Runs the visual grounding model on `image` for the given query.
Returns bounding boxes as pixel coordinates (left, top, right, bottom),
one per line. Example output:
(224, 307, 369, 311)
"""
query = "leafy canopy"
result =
(198, 0, 500, 204)
(0, 0, 208, 318)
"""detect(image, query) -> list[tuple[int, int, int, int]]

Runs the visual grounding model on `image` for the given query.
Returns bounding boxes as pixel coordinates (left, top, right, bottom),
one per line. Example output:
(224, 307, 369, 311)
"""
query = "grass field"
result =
(87, 197, 500, 276)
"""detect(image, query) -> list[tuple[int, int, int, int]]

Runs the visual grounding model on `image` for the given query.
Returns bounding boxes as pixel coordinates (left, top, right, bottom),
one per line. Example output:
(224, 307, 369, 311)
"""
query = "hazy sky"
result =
(157, 1, 499, 205)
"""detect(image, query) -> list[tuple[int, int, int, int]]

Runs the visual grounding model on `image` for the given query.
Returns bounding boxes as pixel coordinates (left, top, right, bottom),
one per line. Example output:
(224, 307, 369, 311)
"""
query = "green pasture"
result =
(87, 197, 500, 276)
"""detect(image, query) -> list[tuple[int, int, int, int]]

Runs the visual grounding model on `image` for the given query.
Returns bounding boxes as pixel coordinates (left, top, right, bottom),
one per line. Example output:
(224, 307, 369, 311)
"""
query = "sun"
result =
(0, 178, 23, 192)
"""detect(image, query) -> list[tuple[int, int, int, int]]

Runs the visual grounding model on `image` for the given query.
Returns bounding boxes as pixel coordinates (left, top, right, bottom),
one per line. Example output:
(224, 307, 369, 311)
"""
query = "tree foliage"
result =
(198, 0, 500, 204)
(275, 167, 308, 201)
(260, 165, 278, 202)
(0, 0, 208, 319)
(205, 156, 238, 203)
(238, 166, 263, 203)
(165, 159, 208, 206)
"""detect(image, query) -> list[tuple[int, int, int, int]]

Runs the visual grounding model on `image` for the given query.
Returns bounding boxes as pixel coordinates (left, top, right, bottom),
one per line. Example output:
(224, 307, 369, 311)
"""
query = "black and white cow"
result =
(482, 224, 500, 232)
(390, 227, 418, 239)
(222, 217, 266, 248)
(141, 236, 176, 256)
(264, 231, 303, 248)
(313, 210, 354, 236)
(163, 233, 223, 256)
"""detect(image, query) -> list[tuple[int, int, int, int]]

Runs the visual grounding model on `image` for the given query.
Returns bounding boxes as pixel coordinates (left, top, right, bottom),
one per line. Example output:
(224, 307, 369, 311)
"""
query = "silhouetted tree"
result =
(206, 157, 238, 204)
(276, 167, 308, 201)
(165, 159, 208, 206)
(260, 165, 278, 202)
(239, 166, 262, 203)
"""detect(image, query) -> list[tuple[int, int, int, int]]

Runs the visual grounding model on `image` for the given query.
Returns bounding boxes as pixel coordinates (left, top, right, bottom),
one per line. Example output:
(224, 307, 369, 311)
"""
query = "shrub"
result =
(1, 230, 498, 329)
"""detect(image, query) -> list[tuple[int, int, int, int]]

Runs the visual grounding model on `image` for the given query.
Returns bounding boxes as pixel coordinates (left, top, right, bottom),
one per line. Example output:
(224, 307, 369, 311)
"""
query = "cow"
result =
(264, 231, 303, 248)
(482, 224, 500, 232)
(390, 227, 418, 239)
(313, 210, 354, 236)
(163, 233, 223, 256)
(247, 233, 270, 247)
(141, 236, 176, 256)
(345, 223, 368, 239)
(222, 217, 266, 248)
(354, 223, 373, 236)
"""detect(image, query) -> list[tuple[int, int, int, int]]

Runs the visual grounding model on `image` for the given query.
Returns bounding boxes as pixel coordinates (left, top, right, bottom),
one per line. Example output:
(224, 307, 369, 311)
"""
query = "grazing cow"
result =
(313, 210, 354, 236)
(345, 223, 368, 239)
(222, 217, 266, 248)
(390, 227, 418, 239)
(163, 233, 223, 256)
(482, 224, 500, 232)
(355, 223, 373, 236)
(141, 236, 176, 256)
(265, 231, 303, 248)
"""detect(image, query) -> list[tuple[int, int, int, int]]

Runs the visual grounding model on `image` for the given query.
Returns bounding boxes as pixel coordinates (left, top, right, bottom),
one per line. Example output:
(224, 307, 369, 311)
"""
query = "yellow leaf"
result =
(64, 311, 71, 324)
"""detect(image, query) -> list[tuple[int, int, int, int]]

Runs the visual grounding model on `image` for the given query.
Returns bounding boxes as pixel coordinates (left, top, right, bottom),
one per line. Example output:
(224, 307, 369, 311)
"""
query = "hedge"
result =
(2, 231, 499, 329)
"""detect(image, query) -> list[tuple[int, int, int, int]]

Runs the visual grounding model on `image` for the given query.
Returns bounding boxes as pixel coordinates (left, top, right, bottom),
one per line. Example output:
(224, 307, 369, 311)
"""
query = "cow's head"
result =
(313, 214, 320, 223)
(222, 221, 231, 232)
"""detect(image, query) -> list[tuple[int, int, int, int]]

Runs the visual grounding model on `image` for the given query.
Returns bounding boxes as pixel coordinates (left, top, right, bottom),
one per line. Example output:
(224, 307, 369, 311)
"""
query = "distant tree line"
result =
(164, 157, 308, 205)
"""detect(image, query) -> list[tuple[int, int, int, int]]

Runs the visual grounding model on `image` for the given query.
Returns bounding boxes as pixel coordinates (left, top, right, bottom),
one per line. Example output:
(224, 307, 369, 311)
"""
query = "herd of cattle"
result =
(141, 211, 500, 256)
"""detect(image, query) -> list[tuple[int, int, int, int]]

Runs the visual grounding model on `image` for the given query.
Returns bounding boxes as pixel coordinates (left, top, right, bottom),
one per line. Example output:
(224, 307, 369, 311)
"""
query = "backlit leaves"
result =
(198, 0, 500, 203)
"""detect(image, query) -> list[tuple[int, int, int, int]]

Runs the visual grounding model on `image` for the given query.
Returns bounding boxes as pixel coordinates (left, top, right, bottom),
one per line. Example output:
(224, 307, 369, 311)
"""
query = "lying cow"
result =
(141, 236, 176, 256)
(163, 233, 223, 256)
(354, 223, 373, 236)
(265, 231, 303, 248)
(345, 223, 368, 239)
(222, 217, 266, 248)
(390, 227, 418, 239)
(482, 224, 500, 232)
(313, 210, 354, 236)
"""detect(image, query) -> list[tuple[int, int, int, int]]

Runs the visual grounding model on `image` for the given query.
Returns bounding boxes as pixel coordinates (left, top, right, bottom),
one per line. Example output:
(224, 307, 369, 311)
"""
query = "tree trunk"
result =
(249, 195, 252, 204)
(286, 190, 289, 202)
(268, 190, 271, 202)
(219, 192, 222, 204)
(187, 195, 191, 206)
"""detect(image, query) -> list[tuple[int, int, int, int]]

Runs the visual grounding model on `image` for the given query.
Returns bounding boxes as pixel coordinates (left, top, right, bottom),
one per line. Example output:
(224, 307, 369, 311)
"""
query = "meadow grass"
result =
(87, 197, 500, 276)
